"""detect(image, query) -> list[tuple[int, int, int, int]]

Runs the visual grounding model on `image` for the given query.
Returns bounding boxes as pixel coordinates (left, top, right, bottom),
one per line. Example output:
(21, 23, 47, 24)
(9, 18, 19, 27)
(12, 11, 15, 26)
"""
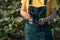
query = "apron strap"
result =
(44, 0, 47, 5)
(29, 0, 32, 4)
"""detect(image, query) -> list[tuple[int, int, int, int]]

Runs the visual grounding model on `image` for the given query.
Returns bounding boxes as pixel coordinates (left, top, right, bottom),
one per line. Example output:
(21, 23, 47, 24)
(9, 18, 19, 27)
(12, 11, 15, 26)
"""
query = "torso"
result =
(32, 0, 45, 7)
(28, 0, 50, 7)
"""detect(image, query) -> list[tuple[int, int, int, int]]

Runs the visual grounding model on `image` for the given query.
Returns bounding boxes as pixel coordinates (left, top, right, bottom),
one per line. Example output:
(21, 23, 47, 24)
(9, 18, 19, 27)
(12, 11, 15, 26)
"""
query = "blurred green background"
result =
(0, 0, 60, 40)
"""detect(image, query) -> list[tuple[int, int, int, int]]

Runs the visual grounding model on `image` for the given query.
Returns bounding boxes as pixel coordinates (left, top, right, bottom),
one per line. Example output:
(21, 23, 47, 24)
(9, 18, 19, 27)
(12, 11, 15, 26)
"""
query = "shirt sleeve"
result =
(50, 0, 57, 9)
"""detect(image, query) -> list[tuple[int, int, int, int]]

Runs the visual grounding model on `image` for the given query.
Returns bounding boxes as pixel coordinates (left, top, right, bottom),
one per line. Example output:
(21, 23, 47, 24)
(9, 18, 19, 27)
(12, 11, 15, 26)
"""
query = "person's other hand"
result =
(37, 18, 47, 25)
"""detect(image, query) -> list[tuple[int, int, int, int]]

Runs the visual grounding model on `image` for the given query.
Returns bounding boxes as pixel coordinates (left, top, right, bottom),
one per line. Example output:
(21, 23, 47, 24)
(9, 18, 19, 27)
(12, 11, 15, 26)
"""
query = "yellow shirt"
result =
(21, 0, 57, 16)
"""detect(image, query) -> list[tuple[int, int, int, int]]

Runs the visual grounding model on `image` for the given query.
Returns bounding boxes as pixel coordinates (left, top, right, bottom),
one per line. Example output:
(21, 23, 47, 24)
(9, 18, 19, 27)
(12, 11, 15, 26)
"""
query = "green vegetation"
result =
(0, 0, 60, 40)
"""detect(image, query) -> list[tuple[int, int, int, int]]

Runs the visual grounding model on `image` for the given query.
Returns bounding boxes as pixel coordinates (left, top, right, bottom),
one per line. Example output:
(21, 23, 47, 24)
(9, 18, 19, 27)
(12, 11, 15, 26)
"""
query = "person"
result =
(20, 0, 57, 40)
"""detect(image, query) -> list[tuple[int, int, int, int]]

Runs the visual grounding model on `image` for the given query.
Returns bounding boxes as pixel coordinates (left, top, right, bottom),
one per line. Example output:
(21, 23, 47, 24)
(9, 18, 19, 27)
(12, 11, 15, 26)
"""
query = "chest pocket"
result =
(28, 0, 47, 23)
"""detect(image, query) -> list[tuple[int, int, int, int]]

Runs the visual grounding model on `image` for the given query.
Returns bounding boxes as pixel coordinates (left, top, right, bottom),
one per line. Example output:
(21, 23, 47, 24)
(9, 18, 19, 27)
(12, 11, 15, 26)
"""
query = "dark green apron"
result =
(24, 0, 52, 40)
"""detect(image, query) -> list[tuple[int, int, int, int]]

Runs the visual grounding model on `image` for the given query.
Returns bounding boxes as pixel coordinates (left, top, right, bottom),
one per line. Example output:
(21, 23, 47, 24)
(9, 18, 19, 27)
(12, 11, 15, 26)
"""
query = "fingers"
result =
(38, 18, 45, 25)
(39, 18, 44, 22)
(24, 13, 31, 20)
